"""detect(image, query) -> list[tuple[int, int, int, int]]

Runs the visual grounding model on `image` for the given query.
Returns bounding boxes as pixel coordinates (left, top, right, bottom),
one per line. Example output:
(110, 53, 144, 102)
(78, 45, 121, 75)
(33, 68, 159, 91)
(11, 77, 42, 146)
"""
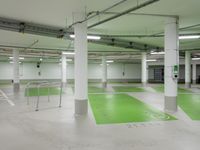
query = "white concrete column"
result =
(192, 63, 196, 84)
(13, 49, 20, 91)
(102, 55, 107, 88)
(185, 51, 191, 88)
(61, 54, 67, 86)
(164, 17, 179, 112)
(74, 12, 88, 115)
(147, 64, 149, 83)
(141, 52, 147, 86)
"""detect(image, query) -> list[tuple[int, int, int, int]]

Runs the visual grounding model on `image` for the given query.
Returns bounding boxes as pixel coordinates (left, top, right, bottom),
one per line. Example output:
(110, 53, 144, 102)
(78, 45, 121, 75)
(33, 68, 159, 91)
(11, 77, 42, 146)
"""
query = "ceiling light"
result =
(70, 34, 101, 40)
(106, 60, 114, 63)
(151, 51, 165, 55)
(40, 58, 43, 61)
(62, 52, 75, 55)
(192, 57, 200, 60)
(9, 57, 24, 60)
(67, 59, 72, 62)
(179, 35, 200, 40)
(146, 59, 157, 62)
(9, 61, 21, 64)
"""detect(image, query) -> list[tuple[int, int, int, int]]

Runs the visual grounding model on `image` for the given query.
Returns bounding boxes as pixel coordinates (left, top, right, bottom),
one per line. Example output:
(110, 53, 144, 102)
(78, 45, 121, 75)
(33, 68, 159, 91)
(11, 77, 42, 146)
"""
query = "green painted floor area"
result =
(112, 86, 145, 92)
(72, 86, 107, 93)
(153, 85, 192, 93)
(88, 86, 107, 93)
(89, 94, 176, 124)
(178, 94, 200, 120)
(25, 87, 61, 96)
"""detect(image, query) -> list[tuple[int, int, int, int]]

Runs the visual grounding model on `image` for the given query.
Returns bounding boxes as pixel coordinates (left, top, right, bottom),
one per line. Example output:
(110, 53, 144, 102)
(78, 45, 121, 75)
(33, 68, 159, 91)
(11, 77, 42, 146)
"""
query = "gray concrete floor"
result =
(0, 84, 200, 150)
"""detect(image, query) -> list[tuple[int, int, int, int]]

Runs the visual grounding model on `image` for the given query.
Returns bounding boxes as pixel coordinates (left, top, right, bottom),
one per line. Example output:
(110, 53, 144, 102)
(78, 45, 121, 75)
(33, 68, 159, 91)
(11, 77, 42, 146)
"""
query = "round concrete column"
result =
(13, 49, 20, 92)
(164, 17, 179, 112)
(61, 53, 67, 86)
(74, 12, 88, 115)
(185, 51, 191, 88)
(192, 63, 197, 84)
(102, 55, 107, 88)
(141, 52, 147, 86)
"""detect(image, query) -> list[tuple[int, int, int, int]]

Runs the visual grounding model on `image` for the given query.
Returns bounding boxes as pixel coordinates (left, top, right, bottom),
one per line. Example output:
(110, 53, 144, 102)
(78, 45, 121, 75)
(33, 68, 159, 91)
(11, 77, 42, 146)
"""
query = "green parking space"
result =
(25, 87, 61, 96)
(72, 86, 108, 93)
(88, 86, 108, 93)
(112, 86, 145, 92)
(178, 94, 200, 120)
(89, 94, 176, 124)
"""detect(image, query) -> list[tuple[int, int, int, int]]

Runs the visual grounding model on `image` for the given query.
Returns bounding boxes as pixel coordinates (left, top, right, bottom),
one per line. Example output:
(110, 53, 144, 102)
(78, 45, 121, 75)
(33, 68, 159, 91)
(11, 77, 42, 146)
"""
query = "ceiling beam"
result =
(88, 0, 160, 29)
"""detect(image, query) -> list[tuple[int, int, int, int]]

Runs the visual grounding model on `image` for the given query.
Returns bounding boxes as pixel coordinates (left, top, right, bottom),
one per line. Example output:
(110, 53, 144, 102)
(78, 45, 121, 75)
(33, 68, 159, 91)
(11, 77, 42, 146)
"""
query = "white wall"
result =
(1, 61, 199, 81)
(0, 62, 141, 80)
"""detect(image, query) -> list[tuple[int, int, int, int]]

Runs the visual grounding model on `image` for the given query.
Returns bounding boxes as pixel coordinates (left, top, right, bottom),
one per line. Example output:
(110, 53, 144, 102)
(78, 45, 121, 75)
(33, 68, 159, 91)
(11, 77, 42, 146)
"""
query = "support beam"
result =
(61, 53, 67, 86)
(74, 12, 88, 115)
(164, 17, 179, 112)
(141, 52, 147, 86)
(13, 49, 20, 92)
(185, 51, 191, 88)
(88, 0, 160, 28)
(192, 63, 196, 84)
(102, 56, 107, 88)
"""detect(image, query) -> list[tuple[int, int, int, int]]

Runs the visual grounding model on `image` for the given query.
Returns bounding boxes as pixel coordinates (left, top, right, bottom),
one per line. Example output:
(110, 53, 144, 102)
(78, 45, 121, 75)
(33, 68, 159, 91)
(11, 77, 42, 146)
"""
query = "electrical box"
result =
(173, 65, 179, 79)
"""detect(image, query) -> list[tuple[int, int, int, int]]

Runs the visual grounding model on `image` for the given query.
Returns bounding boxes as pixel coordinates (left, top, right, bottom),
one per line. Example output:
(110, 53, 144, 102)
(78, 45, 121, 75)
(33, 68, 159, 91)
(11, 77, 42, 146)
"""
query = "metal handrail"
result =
(35, 82, 63, 111)
(26, 80, 49, 105)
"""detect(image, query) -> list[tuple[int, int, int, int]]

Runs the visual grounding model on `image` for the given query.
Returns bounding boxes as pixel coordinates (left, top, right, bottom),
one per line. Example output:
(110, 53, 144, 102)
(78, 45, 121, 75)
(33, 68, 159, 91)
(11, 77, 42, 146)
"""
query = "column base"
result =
(13, 83, 20, 92)
(75, 99, 88, 116)
(142, 82, 147, 87)
(192, 80, 196, 84)
(164, 96, 177, 112)
(102, 82, 107, 88)
(62, 82, 67, 88)
(185, 82, 191, 88)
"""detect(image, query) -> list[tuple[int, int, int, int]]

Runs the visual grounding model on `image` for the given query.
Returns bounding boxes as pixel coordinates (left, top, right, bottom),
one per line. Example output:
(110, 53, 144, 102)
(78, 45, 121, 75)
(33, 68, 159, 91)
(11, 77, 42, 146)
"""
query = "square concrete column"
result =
(61, 53, 67, 86)
(102, 55, 107, 88)
(192, 63, 197, 84)
(141, 52, 147, 86)
(74, 12, 88, 115)
(164, 17, 179, 112)
(13, 49, 20, 92)
(185, 51, 191, 88)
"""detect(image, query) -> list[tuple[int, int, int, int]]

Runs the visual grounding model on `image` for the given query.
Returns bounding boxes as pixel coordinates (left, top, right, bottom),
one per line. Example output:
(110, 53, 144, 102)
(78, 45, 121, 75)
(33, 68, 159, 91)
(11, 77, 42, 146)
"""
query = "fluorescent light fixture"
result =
(151, 51, 165, 55)
(106, 60, 114, 63)
(87, 35, 101, 40)
(67, 59, 72, 62)
(179, 35, 200, 40)
(192, 57, 200, 60)
(70, 34, 101, 40)
(9, 61, 21, 64)
(62, 52, 75, 55)
(9, 57, 24, 60)
(146, 59, 157, 62)
(40, 58, 43, 61)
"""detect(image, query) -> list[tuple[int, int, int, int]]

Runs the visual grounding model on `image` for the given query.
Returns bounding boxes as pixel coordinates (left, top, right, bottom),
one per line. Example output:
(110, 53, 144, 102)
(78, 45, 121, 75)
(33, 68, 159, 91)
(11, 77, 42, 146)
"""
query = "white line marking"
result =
(0, 90, 15, 106)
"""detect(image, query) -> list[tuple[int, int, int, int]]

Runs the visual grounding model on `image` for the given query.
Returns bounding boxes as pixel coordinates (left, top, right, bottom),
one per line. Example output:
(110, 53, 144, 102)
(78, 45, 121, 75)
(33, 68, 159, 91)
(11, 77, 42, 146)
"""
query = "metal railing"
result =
(26, 81, 49, 105)
(25, 81, 63, 111)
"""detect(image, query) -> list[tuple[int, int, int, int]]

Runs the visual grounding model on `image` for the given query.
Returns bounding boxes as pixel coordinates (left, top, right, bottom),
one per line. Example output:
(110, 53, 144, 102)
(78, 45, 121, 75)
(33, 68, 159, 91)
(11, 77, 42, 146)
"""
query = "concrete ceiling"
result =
(0, 0, 200, 61)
